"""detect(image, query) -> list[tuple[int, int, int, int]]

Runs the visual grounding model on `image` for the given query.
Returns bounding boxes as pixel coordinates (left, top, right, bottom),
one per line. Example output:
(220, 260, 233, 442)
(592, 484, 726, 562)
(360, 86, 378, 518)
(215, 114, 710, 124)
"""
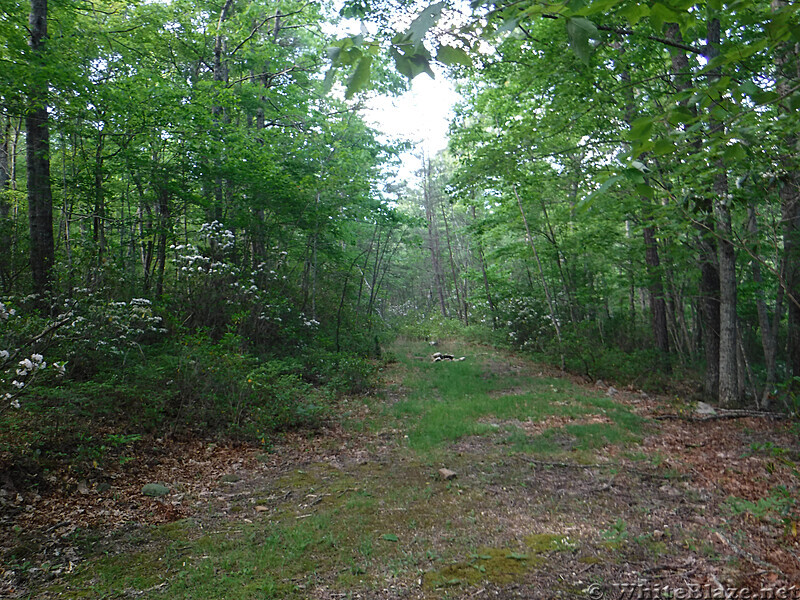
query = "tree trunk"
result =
(643, 223, 671, 372)
(698, 222, 721, 398)
(154, 180, 170, 298)
(707, 16, 739, 406)
(27, 0, 55, 299)
(439, 200, 464, 324)
(747, 205, 777, 408)
(211, 0, 235, 221)
(772, 0, 800, 388)
(0, 116, 8, 220)
(514, 186, 564, 369)
(617, 45, 671, 369)
(423, 157, 447, 317)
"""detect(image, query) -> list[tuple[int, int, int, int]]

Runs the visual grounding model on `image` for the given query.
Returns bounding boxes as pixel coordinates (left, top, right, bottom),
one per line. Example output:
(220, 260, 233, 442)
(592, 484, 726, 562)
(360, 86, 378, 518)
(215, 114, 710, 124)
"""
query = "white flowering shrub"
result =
(0, 290, 168, 407)
(170, 222, 317, 350)
(499, 296, 553, 352)
(0, 300, 67, 410)
(45, 292, 167, 378)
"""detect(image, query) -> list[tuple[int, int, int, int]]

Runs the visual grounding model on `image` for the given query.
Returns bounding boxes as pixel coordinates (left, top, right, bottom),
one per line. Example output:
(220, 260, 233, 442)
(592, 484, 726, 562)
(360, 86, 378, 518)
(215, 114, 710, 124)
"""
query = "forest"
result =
(2, 0, 800, 596)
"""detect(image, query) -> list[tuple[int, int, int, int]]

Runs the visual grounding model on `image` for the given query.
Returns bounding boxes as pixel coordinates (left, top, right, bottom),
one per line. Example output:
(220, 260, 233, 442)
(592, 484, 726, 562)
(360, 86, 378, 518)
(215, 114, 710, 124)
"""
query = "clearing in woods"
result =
(3, 339, 799, 598)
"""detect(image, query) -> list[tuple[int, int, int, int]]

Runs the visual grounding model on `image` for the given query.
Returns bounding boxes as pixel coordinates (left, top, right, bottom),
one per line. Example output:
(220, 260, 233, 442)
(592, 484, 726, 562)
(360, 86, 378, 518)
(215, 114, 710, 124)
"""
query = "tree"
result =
(26, 0, 55, 298)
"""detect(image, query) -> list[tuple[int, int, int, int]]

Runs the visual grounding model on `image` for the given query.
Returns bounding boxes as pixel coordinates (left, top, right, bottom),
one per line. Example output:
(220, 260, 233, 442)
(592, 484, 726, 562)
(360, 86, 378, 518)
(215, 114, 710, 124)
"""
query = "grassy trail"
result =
(27, 339, 800, 598)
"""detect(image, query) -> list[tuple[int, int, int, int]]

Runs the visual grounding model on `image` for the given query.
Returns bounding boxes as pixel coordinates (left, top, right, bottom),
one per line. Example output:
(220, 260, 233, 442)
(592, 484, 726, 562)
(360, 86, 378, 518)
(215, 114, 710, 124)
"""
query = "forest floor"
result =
(2, 339, 800, 599)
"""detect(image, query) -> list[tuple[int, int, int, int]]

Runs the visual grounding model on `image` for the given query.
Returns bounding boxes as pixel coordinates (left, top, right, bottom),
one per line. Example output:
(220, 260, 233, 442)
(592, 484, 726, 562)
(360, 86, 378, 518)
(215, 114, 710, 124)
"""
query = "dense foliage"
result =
(0, 0, 406, 452)
(342, 0, 800, 410)
(3, 0, 800, 466)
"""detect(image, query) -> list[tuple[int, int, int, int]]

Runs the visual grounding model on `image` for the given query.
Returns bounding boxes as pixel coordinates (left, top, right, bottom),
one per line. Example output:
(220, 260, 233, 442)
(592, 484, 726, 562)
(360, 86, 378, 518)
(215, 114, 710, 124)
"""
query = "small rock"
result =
(438, 468, 457, 481)
(606, 387, 618, 397)
(142, 483, 170, 497)
(254, 505, 269, 512)
(653, 530, 664, 540)
(696, 401, 716, 415)
(595, 379, 606, 389)
(77, 481, 90, 495)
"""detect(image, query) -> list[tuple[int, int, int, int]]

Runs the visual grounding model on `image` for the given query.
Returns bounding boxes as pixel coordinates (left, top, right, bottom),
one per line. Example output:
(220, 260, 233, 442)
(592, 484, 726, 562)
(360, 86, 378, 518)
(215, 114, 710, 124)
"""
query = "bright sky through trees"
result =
(364, 67, 459, 152)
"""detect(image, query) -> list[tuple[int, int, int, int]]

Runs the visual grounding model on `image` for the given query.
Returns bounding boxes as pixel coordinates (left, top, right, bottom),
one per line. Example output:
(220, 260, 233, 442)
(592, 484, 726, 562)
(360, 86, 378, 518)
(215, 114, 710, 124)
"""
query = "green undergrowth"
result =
(389, 339, 645, 453)
(41, 338, 652, 598)
(48, 455, 497, 598)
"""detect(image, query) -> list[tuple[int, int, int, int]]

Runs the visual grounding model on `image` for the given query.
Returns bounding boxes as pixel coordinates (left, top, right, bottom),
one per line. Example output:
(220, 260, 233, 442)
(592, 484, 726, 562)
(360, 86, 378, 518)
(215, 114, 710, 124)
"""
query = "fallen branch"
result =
(517, 457, 687, 480)
(654, 410, 788, 422)
(713, 530, 791, 580)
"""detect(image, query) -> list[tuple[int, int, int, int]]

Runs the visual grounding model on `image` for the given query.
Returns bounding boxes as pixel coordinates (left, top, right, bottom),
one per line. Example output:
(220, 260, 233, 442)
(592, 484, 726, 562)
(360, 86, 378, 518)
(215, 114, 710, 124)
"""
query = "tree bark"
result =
(772, 0, 800, 388)
(707, 16, 739, 406)
(423, 157, 447, 317)
(643, 223, 671, 371)
(27, 0, 55, 299)
(747, 205, 777, 408)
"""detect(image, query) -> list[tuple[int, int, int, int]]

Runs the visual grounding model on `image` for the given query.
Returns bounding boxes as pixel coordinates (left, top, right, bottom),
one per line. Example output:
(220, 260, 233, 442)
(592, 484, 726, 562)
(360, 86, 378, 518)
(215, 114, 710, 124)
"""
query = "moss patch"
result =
(422, 547, 542, 589)
(524, 533, 579, 553)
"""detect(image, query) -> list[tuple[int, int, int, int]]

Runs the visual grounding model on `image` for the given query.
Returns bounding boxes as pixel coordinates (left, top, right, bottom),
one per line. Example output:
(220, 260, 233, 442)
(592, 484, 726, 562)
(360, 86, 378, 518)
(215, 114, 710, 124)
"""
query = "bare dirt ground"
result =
(2, 347, 799, 599)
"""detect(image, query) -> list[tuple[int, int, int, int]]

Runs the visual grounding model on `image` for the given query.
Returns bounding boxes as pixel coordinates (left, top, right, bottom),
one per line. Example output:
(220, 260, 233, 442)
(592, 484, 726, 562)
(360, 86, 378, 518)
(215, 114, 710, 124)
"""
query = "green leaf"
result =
(322, 68, 336, 94)
(653, 138, 676, 156)
(649, 3, 678, 33)
(392, 47, 435, 80)
(628, 116, 654, 142)
(576, 174, 624, 212)
(618, 3, 649, 27)
(723, 143, 747, 161)
(624, 166, 646, 184)
(345, 55, 372, 98)
(381, 533, 399, 542)
(565, 17, 597, 65)
(437, 45, 473, 67)
(667, 106, 695, 126)
(495, 18, 519, 35)
(405, 2, 445, 51)
(636, 182, 655, 198)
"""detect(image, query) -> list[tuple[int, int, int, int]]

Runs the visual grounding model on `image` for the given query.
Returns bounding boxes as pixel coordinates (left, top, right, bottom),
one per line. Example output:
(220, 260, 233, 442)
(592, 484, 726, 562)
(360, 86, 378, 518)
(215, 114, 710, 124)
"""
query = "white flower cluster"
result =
(2, 351, 67, 410)
(0, 301, 16, 321)
(199, 220, 236, 251)
(50, 294, 166, 357)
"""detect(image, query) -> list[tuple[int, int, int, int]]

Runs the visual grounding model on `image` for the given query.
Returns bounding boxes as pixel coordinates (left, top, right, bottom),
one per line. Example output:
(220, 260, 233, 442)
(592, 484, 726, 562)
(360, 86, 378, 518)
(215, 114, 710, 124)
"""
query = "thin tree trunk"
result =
(541, 197, 578, 325)
(707, 16, 739, 406)
(154, 179, 170, 298)
(212, 0, 235, 221)
(0, 116, 9, 220)
(643, 224, 671, 371)
(93, 134, 107, 266)
(473, 205, 497, 329)
(748, 205, 777, 408)
(423, 157, 447, 317)
(439, 200, 464, 323)
(514, 186, 564, 370)
(618, 46, 671, 370)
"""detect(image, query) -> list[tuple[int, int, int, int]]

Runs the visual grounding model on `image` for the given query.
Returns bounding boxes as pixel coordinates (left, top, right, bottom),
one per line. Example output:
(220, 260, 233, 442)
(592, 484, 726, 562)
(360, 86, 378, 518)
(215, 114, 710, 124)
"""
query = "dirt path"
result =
(2, 340, 799, 598)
